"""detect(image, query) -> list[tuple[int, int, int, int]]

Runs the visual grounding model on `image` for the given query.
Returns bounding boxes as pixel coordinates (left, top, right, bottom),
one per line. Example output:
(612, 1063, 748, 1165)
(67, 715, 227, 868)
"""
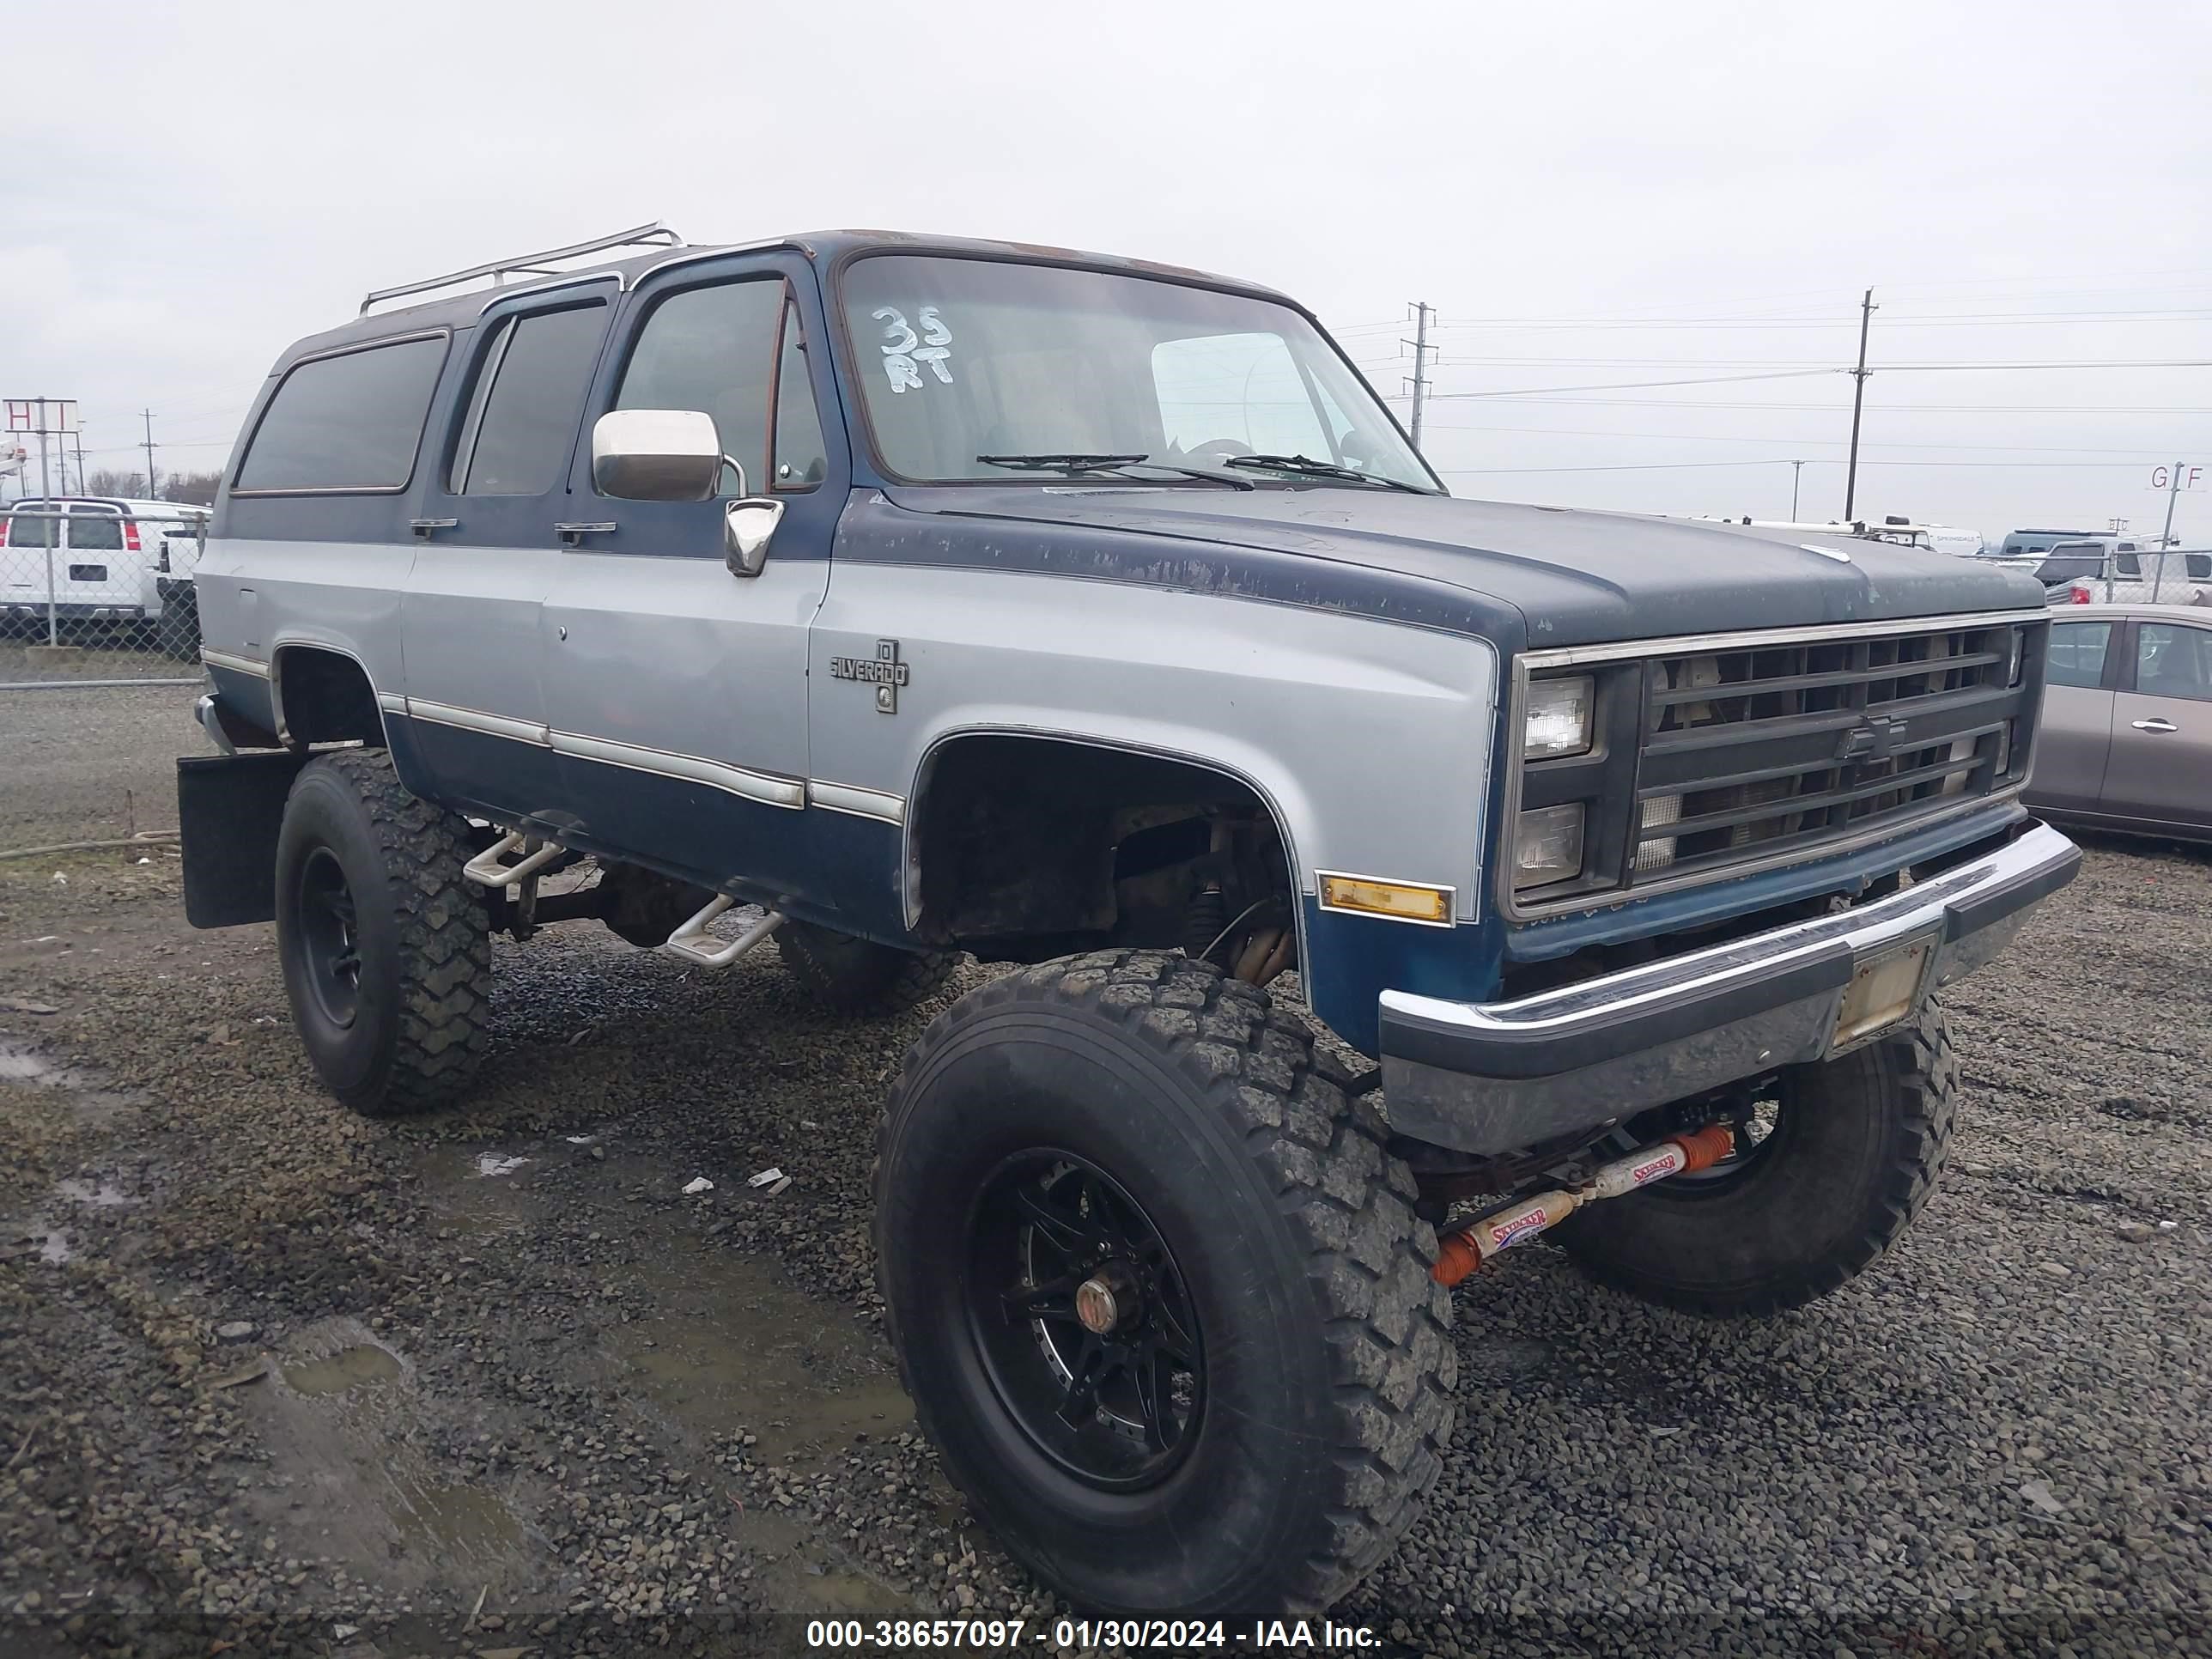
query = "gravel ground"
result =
(0, 678, 203, 848)
(0, 755, 2207, 1656)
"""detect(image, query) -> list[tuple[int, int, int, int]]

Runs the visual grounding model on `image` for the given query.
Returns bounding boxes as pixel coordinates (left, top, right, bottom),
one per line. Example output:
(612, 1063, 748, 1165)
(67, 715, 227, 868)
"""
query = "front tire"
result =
(273, 750, 493, 1116)
(875, 951, 1455, 1618)
(1558, 1004, 1958, 1316)
(777, 918, 955, 1015)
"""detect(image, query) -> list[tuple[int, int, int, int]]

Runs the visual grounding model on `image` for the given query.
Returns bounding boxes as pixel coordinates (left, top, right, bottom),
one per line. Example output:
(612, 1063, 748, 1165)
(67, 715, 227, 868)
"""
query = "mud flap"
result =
(178, 751, 312, 927)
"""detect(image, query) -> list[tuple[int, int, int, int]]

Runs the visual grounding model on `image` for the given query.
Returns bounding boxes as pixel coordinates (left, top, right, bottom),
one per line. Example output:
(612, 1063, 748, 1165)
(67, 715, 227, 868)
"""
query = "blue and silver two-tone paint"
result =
(184, 226, 2078, 1161)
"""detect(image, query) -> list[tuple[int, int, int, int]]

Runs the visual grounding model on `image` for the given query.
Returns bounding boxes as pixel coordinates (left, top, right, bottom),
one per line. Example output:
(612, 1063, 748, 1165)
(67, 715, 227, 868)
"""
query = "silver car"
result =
(2028, 603, 2212, 842)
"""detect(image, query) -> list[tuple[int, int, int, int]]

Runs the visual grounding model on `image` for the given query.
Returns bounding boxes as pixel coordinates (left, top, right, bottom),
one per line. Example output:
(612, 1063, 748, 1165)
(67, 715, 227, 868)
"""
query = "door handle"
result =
(555, 521, 617, 544)
(409, 518, 456, 539)
(2130, 718, 2179, 733)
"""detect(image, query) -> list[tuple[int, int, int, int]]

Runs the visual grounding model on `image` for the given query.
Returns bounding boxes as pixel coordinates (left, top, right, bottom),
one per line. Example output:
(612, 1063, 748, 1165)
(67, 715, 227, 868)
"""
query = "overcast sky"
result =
(5, 0, 2209, 544)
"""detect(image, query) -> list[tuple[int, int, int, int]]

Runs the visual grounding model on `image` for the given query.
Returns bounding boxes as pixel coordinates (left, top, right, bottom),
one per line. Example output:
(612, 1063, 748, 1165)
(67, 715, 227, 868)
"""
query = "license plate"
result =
(1833, 939, 1932, 1048)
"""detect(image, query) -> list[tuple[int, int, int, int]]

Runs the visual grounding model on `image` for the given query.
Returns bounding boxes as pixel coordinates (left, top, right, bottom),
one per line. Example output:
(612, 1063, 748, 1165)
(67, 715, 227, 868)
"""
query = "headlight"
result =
(1523, 675, 1595, 758)
(1512, 804, 1585, 890)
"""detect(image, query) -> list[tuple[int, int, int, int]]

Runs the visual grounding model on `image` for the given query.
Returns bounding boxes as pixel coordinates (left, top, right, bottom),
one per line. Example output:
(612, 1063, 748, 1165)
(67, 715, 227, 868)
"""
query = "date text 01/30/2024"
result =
(804, 1617, 1382, 1650)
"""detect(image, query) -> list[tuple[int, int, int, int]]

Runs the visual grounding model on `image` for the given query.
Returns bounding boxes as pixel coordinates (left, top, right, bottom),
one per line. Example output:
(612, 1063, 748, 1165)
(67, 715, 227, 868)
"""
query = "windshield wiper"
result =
(975, 453, 1255, 489)
(977, 453, 1152, 473)
(1219, 453, 1430, 493)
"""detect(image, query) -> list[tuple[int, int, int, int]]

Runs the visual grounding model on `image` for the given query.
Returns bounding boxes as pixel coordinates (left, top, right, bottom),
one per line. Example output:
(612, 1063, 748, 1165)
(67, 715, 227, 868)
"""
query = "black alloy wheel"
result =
(294, 846, 363, 1028)
(968, 1151, 1202, 1491)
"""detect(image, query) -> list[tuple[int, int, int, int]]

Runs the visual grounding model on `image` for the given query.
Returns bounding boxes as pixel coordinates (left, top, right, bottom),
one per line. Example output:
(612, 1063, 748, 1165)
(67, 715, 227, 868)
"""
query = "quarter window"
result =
(2136, 624, 2212, 702)
(448, 304, 608, 496)
(235, 336, 448, 492)
(772, 300, 829, 489)
(2045, 622, 2111, 689)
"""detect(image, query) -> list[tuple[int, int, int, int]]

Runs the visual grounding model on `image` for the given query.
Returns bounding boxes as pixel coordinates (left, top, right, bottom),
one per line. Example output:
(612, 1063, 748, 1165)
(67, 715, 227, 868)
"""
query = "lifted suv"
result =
(179, 224, 2080, 1620)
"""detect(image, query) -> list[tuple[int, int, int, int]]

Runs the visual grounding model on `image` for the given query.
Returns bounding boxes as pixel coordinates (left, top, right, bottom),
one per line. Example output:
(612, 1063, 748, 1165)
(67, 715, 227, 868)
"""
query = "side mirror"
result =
(591, 409, 723, 501)
(724, 497, 785, 577)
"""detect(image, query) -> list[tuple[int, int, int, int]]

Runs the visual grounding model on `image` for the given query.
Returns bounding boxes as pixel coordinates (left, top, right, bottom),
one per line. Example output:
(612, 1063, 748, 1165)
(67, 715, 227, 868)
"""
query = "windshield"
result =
(838, 255, 1439, 491)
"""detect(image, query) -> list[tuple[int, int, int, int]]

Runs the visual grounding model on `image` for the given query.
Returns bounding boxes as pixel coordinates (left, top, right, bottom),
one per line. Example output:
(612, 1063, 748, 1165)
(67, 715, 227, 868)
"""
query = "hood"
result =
(889, 485, 2048, 646)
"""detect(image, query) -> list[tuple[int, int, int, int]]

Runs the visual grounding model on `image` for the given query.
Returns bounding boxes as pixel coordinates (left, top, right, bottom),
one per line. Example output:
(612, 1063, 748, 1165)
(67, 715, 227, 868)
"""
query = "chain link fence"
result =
(1, 503, 212, 688)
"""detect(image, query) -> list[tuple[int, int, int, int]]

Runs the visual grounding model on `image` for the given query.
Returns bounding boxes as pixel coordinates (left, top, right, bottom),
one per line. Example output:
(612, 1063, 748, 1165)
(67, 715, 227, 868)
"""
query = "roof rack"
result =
(360, 222, 685, 314)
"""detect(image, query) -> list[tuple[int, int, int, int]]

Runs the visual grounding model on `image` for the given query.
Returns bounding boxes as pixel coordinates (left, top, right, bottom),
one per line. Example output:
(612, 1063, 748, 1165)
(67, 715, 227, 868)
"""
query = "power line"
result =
(1390, 368, 1844, 400)
(1438, 457, 2164, 477)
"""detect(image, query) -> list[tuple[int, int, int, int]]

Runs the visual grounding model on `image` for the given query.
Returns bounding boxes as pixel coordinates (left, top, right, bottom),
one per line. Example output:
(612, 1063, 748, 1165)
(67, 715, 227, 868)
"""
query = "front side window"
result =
(2046, 622, 2111, 689)
(448, 303, 608, 496)
(65, 511, 124, 551)
(617, 280, 775, 496)
(2136, 623, 2212, 702)
(235, 335, 448, 492)
(2187, 554, 2210, 581)
(838, 255, 1437, 490)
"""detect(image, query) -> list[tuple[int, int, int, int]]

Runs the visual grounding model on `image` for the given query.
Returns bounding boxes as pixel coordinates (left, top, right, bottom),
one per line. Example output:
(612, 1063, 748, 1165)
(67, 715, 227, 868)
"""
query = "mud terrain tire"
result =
(875, 950, 1455, 1618)
(1559, 1004, 1957, 1316)
(273, 750, 492, 1116)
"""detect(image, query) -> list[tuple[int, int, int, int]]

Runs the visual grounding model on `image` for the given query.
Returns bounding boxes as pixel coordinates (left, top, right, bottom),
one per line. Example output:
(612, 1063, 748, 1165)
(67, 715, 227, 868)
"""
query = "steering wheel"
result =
(1176, 439, 1250, 465)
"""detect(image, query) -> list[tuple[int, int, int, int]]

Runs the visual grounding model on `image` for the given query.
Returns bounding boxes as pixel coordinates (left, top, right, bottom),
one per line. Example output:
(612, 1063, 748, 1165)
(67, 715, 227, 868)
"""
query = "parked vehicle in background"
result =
(2027, 603, 2212, 842)
(176, 224, 2079, 1621)
(2046, 549, 2211, 609)
(0, 496, 210, 653)
(1998, 528, 2136, 561)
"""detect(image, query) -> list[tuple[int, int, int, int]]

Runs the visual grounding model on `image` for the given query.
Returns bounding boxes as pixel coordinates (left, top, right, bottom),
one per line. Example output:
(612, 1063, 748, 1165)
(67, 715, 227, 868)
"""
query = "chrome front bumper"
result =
(1379, 821, 2081, 1155)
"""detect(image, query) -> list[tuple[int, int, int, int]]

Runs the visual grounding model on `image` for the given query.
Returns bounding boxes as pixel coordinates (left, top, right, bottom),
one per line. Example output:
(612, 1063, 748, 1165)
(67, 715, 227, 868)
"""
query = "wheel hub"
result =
(1074, 1264, 1139, 1334)
(965, 1152, 1204, 1491)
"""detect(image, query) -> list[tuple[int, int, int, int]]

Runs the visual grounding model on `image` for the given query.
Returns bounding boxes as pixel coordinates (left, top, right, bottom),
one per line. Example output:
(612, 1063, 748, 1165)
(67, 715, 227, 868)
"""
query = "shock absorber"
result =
(1181, 881, 1229, 963)
(1431, 1123, 1735, 1286)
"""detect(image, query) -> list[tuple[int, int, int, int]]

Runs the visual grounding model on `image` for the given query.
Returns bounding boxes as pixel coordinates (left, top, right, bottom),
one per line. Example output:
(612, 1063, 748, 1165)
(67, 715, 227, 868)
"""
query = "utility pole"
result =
(2151, 459, 2185, 602)
(142, 410, 159, 499)
(1404, 301, 1436, 452)
(71, 430, 88, 495)
(1843, 287, 1876, 522)
(1790, 459, 1805, 520)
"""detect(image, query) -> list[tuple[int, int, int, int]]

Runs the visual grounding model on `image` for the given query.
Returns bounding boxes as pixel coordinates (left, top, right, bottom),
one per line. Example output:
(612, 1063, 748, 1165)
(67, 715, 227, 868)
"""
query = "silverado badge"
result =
(830, 639, 910, 714)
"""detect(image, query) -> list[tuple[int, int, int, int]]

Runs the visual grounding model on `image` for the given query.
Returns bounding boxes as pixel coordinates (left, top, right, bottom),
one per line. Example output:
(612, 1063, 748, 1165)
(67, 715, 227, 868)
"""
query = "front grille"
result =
(1631, 620, 2028, 884)
(1507, 614, 2045, 911)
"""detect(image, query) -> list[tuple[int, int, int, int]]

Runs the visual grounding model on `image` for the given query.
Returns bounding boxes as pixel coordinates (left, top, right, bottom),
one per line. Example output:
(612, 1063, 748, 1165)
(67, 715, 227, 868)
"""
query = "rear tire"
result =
(777, 917, 955, 1015)
(1557, 1004, 1957, 1316)
(875, 950, 1455, 1618)
(273, 750, 492, 1116)
(155, 592, 200, 660)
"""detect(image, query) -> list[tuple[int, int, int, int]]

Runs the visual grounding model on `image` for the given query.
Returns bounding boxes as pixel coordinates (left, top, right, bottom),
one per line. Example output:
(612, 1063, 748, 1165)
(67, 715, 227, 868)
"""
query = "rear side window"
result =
(2136, 624, 2212, 702)
(2188, 554, 2210, 581)
(448, 304, 608, 495)
(66, 512, 124, 551)
(235, 335, 448, 492)
(2045, 622, 2111, 689)
(2116, 550, 2141, 576)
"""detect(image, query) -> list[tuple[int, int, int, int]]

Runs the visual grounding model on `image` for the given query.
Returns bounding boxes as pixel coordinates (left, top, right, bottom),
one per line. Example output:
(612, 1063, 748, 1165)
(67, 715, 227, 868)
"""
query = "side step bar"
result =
(662, 894, 785, 969)
(461, 831, 567, 890)
(462, 830, 784, 969)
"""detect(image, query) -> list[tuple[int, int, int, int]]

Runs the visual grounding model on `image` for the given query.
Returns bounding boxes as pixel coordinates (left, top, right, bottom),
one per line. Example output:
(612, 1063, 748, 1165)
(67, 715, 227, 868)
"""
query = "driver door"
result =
(539, 252, 843, 896)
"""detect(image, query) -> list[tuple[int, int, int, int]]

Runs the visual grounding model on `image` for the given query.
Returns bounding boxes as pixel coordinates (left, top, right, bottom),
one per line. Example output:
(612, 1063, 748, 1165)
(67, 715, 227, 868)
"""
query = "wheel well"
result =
(909, 735, 1295, 967)
(273, 647, 385, 748)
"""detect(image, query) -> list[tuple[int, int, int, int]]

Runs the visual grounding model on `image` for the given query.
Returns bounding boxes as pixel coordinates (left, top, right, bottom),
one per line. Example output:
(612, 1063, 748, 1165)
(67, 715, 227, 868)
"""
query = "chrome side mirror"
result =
(724, 497, 785, 577)
(591, 409, 722, 501)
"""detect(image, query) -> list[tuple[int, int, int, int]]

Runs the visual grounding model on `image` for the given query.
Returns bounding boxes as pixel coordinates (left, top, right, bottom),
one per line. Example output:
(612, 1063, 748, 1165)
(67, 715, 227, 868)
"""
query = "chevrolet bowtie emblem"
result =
(1836, 713, 1909, 763)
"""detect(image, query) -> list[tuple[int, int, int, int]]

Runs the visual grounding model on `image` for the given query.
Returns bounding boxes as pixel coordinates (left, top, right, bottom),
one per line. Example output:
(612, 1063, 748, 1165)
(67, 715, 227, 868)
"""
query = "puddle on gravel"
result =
(618, 1251, 914, 1463)
(0, 1048, 52, 1081)
(283, 1343, 404, 1397)
(387, 1475, 523, 1561)
(54, 1176, 131, 1207)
